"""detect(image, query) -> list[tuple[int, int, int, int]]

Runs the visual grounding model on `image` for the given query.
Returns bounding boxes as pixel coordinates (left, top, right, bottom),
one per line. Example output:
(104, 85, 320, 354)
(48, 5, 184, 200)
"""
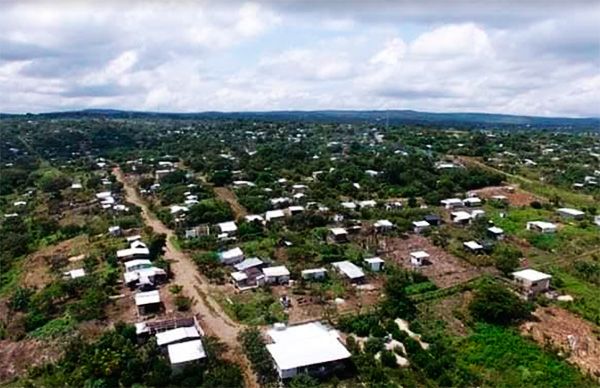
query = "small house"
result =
(218, 247, 244, 265)
(451, 211, 472, 225)
(441, 198, 463, 209)
(135, 290, 162, 315)
(487, 226, 505, 240)
(340, 201, 357, 211)
(265, 322, 351, 379)
(332, 261, 365, 283)
(245, 214, 265, 224)
(412, 220, 430, 234)
(301, 268, 327, 281)
(463, 240, 484, 253)
(156, 326, 201, 347)
(234, 257, 264, 272)
(64, 268, 86, 279)
(512, 269, 552, 297)
(410, 251, 430, 266)
(266, 209, 286, 222)
(373, 219, 394, 233)
(556, 208, 585, 220)
(263, 266, 291, 285)
(359, 200, 377, 209)
(167, 340, 207, 373)
(462, 197, 482, 207)
(328, 228, 349, 243)
(217, 221, 238, 235)
(526, 221, 557, 233)
(288, 206, 305, 216)
(364, 257, 385, 272)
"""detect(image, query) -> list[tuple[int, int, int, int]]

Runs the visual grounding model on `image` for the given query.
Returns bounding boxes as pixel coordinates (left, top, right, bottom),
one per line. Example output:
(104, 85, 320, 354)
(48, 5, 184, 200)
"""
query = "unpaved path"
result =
(113, 168, 258, 388)
(214, 186, 248, 219)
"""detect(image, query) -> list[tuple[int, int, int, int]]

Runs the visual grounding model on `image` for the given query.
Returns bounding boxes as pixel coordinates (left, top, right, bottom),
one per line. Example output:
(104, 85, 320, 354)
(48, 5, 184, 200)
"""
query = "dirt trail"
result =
(113, 168, 258, 388)
(214, 186, 248, 219)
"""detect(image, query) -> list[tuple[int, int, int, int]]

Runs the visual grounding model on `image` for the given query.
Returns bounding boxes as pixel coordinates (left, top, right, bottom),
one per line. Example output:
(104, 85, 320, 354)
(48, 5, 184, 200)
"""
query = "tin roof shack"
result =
(167, 340, 207, 373)
(487, 226, 505, 240)
(451, 211, 472, 225)
(301, 268, 327, 281)
(266, 322, 351, 380)
(412, 220, 430, 234)
(266, 209, 286, 223)
(218, 247, 244, 265)
(410, 251, 430, 267)
(462, 197, 482, 207)
(463, 240, 484, 254)
(217, 221, 238, 235)
(124, 259, 167, 289)
(117, 240, 150, 261)
(262, 266, 291, 285)
(328, 228, 349, 243)
(556, 208, 585, 220)
(135, 290, 162, 315)
(373, 219, 394, 233)
(441, 198, 463, 209)
(332, 261, 366, 284)
(231, 267, 266, 290)
(364, 257, 385, 272)
(526, 221, 557, 234)
(512, 269, 552, 298)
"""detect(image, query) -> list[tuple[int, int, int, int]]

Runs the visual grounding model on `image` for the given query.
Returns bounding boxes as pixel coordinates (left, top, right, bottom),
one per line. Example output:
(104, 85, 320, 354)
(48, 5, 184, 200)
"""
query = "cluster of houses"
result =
(116, 235, 167, 315)
(96, 190, 129, 212)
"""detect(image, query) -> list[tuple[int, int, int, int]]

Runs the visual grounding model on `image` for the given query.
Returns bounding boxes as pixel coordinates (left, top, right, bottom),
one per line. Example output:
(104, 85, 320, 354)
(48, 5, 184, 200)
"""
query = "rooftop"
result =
(167, 340, 207, 365)
(156, 326, 200, 347)
(513, 269, 552, 282)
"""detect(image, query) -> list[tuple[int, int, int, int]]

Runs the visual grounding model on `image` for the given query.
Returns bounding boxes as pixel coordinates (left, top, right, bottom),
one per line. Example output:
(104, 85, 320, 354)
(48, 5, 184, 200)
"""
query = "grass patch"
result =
(548, 267, 600, 325)
(457, 323, 594, 387)
(222, 289, 287, 325)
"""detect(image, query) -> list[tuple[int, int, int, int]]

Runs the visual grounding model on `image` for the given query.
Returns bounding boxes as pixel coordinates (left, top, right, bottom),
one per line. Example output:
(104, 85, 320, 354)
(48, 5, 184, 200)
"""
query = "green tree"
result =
(469, 283, 531, 325)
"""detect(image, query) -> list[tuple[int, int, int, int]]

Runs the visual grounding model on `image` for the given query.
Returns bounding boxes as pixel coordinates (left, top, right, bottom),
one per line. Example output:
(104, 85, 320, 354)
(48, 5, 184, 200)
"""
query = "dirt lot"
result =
(521, 306, 600, 379)
(471, 185, 541, 207)
(381, 235, 481, 288)
(21, 236, 89, 289)
(0, 339, 61, 383)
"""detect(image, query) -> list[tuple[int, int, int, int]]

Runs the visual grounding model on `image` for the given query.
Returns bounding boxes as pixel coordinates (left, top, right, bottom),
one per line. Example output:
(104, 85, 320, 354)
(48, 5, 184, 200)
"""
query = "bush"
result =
(175, 295, 192, 311)
(380, 349, 398, 368)
(469, 283, 531, 325)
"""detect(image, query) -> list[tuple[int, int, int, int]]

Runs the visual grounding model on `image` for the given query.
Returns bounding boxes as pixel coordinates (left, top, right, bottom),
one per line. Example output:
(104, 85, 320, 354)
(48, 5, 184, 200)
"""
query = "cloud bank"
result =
(1, 0, 599, 116)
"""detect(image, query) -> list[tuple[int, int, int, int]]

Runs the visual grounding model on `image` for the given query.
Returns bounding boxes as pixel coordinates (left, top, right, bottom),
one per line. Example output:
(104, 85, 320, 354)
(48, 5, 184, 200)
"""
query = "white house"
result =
(487, 226, 505, 240)
(526, 221, 557, 233)
(234, 257, 264, 272)
(441, 198, 463, 209)
(124, 259, 167, 288)
(556, 208, 585, 220)
(451, 211, 472, 224)
(265, 322, 351, 379)
(332, 261, 365, 283)
(167, 340, 207, 372)
(245, 214, 265, 224)
(218, 247, 244, 265)
(328, 227, 349, 243)
(410, 251, 430, 266)
(412, 220, 430, 234)
(135, 290, 161, 315)
(374, 219, 394, 233)
(266, 209, 286, 222)
(156, 326, 201, 347)
(364, 257, 385, 272)
(512, 269, 552, 297)
(340, 201, 357, 210)
(217, 221, 238, 235)
(463, 240, 484, 253)
(462, 197, 482, 207)
(301, 268, 327, 281)
(117, 246, 150, 261)
(263, 266, 291, 284)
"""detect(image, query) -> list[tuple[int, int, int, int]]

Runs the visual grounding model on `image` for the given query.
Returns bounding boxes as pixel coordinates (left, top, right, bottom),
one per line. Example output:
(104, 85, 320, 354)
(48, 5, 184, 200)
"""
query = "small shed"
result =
(218, 247, 244, 265)
(364, 257, 385, 272)
(526, 221, 557, 233)
(512, 269, 552, 297)
(556, 208, 585, 220)
(266, 209, 286, 222)
(263, 266, 291, 285)
(301, 268, 327, 281)
(487, 226, 504, 240)
(410, 251, 430, 266)
(135, 290, 161, 315)
(463, 240, 484, 253)
(328, 228, 349, 243)
(332, 261, 365, 283)
(412, 220, 430, 234)
(167, 340, 207, 372)
(373, 219, 394, 233)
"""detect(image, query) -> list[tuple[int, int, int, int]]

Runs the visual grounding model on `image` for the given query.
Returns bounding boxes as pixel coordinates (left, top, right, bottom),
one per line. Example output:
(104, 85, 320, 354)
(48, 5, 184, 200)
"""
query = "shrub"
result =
(469, 283, 531, 325)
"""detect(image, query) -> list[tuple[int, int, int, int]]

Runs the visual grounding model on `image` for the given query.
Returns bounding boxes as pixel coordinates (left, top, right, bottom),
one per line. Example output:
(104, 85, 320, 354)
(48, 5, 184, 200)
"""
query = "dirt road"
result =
(113, 168, 258, 388)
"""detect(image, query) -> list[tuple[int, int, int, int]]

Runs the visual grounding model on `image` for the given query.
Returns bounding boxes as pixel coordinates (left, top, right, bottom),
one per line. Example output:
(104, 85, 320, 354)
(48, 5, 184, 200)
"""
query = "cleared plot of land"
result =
(0, 339, 61, 383)
(471, 185, 541, 207)
(521, 307, 600, 379)
(214, 186, 248, 218)
(382, 235, 481, 288)
(416, 290, 474, 336)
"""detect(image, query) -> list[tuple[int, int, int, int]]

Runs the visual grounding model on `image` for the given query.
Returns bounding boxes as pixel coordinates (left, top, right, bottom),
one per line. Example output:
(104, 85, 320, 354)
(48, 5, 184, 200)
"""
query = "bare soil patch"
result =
(521, 306, 600, 380)
(214, 187, 248, 219)
(381, 235, 481, 288)
(0, 339, 61, 383)
(471, 185, 541, 207)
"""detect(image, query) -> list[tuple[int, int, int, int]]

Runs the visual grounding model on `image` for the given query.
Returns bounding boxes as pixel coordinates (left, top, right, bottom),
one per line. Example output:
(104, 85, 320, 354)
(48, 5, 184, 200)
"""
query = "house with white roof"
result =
(512, 269, 552, 297)
(266, 322, 351, 379)
(526, 221, 557, 233)
(123, 259, 167, 289)
(359, 200, 377, 208)
(301, 268, 327, 281)
(266, 209, 286, 222)
(64, 268, 86, 279)
(409, 251, 429, 266)
(332, 261, 365, 283)
(156, 326, 201, 347)
(412, 220, 430, 234)
(374, 219, 394, 233)
(217, 221, 237, 235)
(451, 211, 472, 225)
(487, 226, 505, 240)
(117, 244, 150, 261)
(462, 197, 482, 207)
(364, 257, 385, 272)
(328, 227, 349, 243)
(263, 266, 291, 284)
(135, 290, 161, 315)
(287, 206, 304, 216)
(168, 340, 207, 373)
(441, 198, 463, 209)
(234, 257, 264, 272)
(340, 201, 357, 210)
(245, 214, 265, 224)
(218, 247, 244, 265)
(463, 240, 484, 253)
(556, 208, 585, 220)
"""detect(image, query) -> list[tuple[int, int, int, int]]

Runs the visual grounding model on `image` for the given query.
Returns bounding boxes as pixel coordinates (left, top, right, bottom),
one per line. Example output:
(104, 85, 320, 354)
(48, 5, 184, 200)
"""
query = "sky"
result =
(1, 0, 599, 117)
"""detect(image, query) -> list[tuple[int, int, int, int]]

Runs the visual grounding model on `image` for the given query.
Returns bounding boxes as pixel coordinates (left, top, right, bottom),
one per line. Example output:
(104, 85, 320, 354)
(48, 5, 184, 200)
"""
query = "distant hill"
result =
(2, 109, 599, 130)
